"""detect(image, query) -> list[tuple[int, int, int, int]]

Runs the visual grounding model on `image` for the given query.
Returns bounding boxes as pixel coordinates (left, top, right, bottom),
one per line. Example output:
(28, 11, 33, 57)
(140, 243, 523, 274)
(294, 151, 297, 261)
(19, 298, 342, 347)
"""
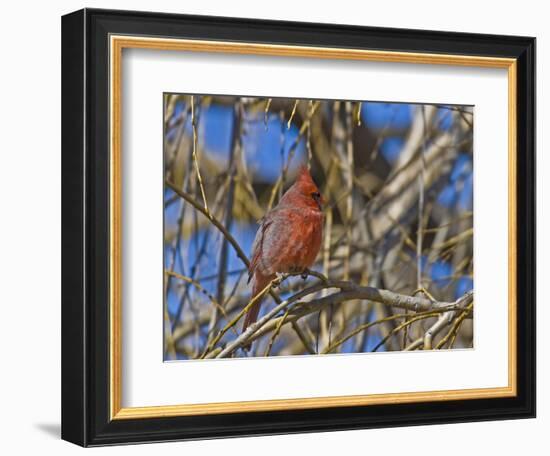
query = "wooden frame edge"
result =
(110, 35, 123, 420)
(109, 35, 518, 421)
(508, 61, 518, 397)
(112, 386, 516, 419)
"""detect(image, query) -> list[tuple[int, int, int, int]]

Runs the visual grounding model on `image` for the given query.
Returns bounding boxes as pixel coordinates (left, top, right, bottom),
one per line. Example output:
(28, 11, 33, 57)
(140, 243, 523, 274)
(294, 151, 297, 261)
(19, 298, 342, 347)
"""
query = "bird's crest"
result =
(296, 165, 316, 186)
(294, 165, 321, 196)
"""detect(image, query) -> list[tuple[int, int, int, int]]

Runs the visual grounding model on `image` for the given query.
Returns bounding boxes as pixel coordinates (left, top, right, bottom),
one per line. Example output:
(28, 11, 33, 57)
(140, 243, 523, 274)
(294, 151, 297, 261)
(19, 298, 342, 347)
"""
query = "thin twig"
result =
(324, 309, 444, 354)
(190, 96, 209, 216)
(264, 309, 290, 356)
(267, 101, 320, 210)
(355, 101, 362, 126)
(201, 277, 277, 357)
(287, 100, 299, 129)
(166, 180, 250, 267)
(423, 292, 473, 350)
(264, 98, 272, 130)
(436, 302, 473, 349)
(165, 270, 238, 337)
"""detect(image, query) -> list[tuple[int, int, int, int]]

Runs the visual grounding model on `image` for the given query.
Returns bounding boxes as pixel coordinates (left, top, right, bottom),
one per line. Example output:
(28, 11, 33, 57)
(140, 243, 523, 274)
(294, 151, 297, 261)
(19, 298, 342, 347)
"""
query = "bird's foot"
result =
(273, 272, 285, 287)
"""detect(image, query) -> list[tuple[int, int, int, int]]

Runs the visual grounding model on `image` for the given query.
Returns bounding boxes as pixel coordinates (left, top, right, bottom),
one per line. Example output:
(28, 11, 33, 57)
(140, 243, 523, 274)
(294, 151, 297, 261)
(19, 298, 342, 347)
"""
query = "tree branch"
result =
(215, 281, 473, 358)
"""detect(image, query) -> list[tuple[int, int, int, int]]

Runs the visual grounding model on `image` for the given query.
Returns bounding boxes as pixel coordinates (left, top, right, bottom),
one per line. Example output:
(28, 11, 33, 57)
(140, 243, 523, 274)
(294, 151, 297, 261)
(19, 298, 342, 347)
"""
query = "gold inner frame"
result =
(109, 35, 517, 420)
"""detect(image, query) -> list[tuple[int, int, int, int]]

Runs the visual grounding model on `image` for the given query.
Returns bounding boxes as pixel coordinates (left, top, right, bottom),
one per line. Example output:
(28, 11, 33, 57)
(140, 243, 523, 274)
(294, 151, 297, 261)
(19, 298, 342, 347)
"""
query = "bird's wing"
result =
(248, 217, 272, 283)
(248, 208, 305, 279)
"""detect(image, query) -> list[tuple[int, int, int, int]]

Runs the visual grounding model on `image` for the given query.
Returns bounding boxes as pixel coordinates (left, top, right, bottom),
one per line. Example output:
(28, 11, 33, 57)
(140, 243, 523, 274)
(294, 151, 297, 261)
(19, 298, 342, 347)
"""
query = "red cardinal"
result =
(243, 166, 324, 335)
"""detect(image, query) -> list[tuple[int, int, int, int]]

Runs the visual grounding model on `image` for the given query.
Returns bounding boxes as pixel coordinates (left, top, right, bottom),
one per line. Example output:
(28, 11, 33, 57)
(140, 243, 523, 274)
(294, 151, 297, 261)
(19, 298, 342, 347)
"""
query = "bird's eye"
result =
(311, 192, 321, 200)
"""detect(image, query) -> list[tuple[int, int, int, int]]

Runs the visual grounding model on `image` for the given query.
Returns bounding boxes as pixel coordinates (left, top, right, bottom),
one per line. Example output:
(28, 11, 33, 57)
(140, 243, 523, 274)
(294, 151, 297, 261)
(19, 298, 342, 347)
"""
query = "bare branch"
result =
(215, 282, 473, 358)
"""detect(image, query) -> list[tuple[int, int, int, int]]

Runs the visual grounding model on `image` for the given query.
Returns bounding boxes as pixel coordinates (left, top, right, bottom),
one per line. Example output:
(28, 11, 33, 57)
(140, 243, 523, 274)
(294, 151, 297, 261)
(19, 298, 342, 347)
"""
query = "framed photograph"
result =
(61, 8, 535, 446)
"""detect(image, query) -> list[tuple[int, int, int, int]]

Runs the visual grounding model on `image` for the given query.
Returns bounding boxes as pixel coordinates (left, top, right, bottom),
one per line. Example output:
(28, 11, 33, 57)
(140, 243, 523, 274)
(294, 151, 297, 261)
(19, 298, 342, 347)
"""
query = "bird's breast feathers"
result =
(253, 207, 323, 275)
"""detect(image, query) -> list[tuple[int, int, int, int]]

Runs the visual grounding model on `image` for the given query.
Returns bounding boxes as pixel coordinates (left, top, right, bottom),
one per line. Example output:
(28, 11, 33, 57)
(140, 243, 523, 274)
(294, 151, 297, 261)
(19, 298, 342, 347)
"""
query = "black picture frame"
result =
(62, 8, 536, 447)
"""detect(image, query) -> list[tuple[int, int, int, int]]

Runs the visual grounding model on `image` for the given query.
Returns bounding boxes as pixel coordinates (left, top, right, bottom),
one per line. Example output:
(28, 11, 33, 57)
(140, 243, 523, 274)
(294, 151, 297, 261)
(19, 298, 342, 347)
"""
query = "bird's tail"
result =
(242, 272, 275, 349)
